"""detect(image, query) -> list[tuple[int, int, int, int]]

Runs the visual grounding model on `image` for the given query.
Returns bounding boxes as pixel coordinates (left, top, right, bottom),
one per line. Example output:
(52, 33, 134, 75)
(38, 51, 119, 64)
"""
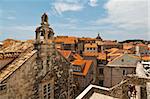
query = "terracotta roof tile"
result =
(123, 44, 134, 50)
(83, 52, 99, 57)
(79, 38, 96, 41)
(142, 56, 150, 61)
(73, 60, 93, 76)
(84, 43, 97, 48)
(72, 60, 85, 66)
(106, 48, 119, 53)
(97, 53, 107, 60)
(83, 52, 106, 60)
(58, 50, 72, 59)
(54, 36, 78, 44)
(73, 54, 83, 60)
(82, 60, 93, 76)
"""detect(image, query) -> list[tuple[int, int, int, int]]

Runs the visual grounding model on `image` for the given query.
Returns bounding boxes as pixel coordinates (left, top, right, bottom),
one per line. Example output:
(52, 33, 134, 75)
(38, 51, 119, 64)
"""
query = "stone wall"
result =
(104, 66, 135, 87)
(0, 52, 37, 99)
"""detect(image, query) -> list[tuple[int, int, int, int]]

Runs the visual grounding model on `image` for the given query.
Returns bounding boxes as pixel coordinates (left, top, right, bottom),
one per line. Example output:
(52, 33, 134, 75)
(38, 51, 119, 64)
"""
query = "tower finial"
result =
(96, 32, 103, 41)
(41, 13, 49, 25)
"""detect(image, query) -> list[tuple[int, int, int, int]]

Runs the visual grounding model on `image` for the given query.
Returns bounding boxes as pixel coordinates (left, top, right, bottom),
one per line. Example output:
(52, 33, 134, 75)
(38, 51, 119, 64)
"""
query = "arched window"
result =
(40, 32, 44, 43)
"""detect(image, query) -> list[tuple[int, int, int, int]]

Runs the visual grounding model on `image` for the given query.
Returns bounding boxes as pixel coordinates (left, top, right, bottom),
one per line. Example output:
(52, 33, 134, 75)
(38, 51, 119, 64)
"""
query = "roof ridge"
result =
(108, 54, 125, 65)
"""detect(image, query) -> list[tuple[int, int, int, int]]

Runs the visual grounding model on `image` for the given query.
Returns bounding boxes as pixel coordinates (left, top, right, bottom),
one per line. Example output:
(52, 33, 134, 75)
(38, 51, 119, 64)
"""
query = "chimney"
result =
(136, 45, 140, 56)
(105, 51, 108, 64)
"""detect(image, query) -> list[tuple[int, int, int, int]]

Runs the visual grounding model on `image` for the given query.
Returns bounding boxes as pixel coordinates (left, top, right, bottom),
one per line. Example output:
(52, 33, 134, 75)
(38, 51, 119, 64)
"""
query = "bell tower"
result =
(34, 13, 55, 71)
(35, 13, 54, 45)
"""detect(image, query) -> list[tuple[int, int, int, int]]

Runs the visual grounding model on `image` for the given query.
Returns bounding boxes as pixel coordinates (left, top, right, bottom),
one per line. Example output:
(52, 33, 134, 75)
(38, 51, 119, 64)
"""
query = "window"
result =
(48, 84, 50, 92)
(90, 48, 92, 50)
(73, 65, 81, 72)
(99, 68, 103, 75)
(99, 80, 103, 86)
(123, 70, 127, 75)
(93, 48, 95, 50)
(87, 48, 89, 50)
(0, 84, 6, 91)
(43, 85, 47, 94)
(43, 83, 51, 99)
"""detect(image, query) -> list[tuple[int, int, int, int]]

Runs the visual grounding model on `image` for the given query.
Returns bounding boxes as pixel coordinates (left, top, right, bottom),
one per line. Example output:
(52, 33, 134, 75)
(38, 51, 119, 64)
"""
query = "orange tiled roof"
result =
(73, 53, 83, 60)
(107, 54, 123, 62)
(72, 60, 85, 66)
(83, 60, 93, 76)
(97, 53, 107, 60)
(123, 43, 134, 50)
(102, 40, 118, 45)
(106, 48, 119, 53)
(54, 36, 78, 44)
(79, 37, 96, 41)
(84, 43, 97, 48)
(142, 56, 150, 61)
(83, 52, 107, 60)
(58, 50, 72, 59)
(73, 60, 93, 76)
(108, 53, 122, 57)
(83, 52, 99, 57)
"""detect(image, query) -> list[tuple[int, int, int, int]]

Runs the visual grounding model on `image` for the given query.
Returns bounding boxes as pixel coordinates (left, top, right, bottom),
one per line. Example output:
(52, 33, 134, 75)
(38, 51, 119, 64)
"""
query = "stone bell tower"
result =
(32, 13, 74, 99)
(34, 13, 55, 72)
(35, 13, 54, 45)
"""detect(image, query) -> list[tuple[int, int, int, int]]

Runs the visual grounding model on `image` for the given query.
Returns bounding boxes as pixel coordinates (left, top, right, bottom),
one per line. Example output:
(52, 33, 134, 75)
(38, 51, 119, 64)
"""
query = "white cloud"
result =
(89, 0, 98, 7)
(7, 16, 16, 20)
(92, 0, 148, 39)
(105, 0, 148, 29)
(53, 2, 83, 14)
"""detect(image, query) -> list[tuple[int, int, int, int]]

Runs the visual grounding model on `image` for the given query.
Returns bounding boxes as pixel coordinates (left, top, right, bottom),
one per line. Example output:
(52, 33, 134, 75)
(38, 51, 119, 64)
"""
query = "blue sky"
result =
(0, 0, 149, 41)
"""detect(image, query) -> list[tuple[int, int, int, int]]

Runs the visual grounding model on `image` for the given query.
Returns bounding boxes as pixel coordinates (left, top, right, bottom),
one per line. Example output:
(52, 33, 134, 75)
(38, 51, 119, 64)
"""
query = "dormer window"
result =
(73, 65, 82, 72)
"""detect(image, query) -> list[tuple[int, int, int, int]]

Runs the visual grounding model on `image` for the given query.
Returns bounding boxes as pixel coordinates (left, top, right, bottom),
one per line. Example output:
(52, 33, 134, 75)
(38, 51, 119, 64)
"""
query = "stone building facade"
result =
(104, 54, 140, 87)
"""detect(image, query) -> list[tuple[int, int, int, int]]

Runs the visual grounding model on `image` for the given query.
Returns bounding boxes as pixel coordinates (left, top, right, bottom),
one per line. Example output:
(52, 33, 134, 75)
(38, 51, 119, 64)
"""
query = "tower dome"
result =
(96, 33, 102, 41)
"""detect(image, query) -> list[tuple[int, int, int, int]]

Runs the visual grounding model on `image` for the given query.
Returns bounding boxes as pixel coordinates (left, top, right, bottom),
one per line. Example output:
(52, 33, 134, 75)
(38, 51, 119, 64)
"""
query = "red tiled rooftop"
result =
(73, 60, 93, 76)
(73, 53, 83, 60)
(84, 43, 97, 48)
(142, 56, 150, 61)
(72, 60, 85, 66)
(54, 36, 78, 44)
(58, 50, 72, 59)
